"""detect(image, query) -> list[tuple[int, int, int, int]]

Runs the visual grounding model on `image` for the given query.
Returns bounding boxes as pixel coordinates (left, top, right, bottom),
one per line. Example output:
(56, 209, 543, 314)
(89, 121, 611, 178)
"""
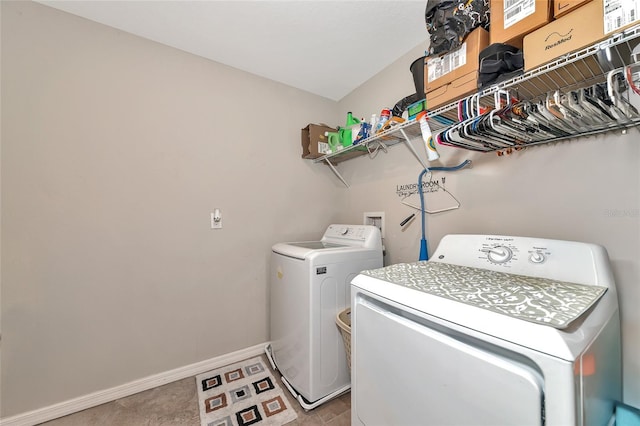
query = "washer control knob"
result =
(340, 227, 349, 235)
(529, 252, 546, 264)
(483, 246, 513, 264)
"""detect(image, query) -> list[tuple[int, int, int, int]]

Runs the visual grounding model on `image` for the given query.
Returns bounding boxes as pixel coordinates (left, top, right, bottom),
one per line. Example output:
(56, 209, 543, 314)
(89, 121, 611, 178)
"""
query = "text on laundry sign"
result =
(396, 179, 444, 198)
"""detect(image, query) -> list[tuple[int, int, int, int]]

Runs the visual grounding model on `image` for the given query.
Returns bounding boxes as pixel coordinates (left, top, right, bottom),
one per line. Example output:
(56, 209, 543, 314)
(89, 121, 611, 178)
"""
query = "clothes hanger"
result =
(537, 97, 579, 134)
(434, 62, 640, 154)
(607, 68, 640, 120)
(553, 90, 586, 125)
(365, 139, 388, 159)
(546, 92, 583, 132)
(625, 62, 640, 96)
(457, 99, 466, 121)
(445, 122, 493, 151)
(583, 84, 617, 122)
(567, 90, 603, 127)
(522, 102, 570, 139)
(437, 111, 487, 151)
(400, 170, 462, 214)
(487, 108, 528, 143)
(471, 116, 514, 149)
(509, 101, 558, 141)
(461, 91, 519, 149)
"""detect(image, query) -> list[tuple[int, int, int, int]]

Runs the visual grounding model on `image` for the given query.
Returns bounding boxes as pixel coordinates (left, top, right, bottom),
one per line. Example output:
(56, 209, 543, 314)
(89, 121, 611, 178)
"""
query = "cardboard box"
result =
(426, 71, 478, 110)
(491, 0, 552, 46)
(523, 0, 605, 70)
(554, 0, 592, 18)
(603, 0, 640, 35)
(425, 27, 490, 92)
(301, 124, 336, 159)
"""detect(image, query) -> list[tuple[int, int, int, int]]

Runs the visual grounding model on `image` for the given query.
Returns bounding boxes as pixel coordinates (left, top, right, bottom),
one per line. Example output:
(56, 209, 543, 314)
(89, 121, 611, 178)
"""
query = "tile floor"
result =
(40, 354, 351, 426)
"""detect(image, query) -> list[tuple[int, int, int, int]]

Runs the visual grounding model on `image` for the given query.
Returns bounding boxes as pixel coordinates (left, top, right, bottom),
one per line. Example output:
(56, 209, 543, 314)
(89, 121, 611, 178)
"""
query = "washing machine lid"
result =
(272, 241, 350, 260)
(288, 241, 346, 250)
(272, 224, 382, 260)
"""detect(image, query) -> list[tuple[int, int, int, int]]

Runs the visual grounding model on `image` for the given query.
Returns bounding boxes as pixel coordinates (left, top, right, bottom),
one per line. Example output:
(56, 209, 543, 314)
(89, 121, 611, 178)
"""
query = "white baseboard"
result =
(0, 342, 268, 426)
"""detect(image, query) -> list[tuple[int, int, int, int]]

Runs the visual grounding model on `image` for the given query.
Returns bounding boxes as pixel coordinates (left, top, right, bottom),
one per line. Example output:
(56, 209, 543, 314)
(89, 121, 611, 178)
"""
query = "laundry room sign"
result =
(395, 175, 461, 214)
(395, 176, 446, 198)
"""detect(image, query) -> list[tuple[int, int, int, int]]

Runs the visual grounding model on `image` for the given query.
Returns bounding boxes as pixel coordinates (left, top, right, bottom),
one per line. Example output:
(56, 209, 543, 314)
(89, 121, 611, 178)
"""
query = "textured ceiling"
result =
(36, 1, 429, 101)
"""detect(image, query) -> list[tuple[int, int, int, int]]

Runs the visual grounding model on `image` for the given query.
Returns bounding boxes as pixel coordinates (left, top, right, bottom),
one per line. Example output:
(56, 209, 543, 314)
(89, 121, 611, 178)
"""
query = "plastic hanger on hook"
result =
(400, 160, 471, 215)
(607, 69, 640, 120)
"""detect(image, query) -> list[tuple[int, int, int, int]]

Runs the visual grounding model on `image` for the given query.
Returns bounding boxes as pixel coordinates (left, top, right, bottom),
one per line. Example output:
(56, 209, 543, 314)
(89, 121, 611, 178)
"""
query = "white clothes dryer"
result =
(351, 234, 622, 426)
(266, 224, 383, 410)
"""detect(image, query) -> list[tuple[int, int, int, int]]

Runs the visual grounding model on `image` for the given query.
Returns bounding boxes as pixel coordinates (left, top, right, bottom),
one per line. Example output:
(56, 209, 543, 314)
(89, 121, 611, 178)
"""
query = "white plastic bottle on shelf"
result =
(417, 111, 439, 161)
(370, 114, 377, 134)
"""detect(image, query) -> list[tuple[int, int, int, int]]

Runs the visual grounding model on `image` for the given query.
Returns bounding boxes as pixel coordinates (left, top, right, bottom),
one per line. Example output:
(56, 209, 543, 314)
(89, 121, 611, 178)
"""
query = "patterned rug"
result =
(196, 356, 298, 426)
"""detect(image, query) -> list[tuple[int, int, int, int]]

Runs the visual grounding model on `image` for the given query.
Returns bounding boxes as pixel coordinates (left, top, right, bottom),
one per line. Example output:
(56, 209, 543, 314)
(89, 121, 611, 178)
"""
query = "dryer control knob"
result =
(483, 246, 513, 264)
(529, 252, 546, 263)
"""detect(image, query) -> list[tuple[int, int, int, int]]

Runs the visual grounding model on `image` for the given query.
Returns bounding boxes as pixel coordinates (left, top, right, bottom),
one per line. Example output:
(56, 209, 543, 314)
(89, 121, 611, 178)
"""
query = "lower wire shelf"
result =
(313, 119, 428, 188)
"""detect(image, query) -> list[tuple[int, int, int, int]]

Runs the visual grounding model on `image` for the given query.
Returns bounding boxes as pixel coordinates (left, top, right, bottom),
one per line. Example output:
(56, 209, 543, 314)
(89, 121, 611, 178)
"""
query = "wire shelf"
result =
(311, 118, 424, 165)
(314, 23, 640, 166)
(428, 24, 640, 149)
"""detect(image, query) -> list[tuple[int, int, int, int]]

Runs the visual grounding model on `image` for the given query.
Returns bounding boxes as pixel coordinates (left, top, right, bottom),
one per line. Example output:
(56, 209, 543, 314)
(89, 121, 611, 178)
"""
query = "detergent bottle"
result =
(339, 112, 361, 148)
(346, 112, 360, 127)
(325, 131, 341, 152)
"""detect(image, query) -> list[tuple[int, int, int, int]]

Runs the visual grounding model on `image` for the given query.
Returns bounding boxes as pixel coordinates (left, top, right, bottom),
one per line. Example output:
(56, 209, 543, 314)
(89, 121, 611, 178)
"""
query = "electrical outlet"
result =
(364, 212, 385, 239)
(211, 209, 222, 229)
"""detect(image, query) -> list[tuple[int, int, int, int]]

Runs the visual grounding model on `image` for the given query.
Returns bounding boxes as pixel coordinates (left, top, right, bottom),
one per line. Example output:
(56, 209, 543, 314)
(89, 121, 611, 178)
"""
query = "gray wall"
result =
(336, 45, 640, 407)
(1, 1, 342, 417)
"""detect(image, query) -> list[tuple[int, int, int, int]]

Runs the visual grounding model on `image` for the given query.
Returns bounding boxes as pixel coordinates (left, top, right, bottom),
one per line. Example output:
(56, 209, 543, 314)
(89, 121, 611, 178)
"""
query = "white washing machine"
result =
(266, 224, 383, 410)
(351, 234, 622, 426)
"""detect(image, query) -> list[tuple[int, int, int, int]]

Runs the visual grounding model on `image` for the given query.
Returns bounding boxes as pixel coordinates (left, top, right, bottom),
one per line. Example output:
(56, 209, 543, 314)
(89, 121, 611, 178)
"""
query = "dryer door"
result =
(352, 294, 545, 426)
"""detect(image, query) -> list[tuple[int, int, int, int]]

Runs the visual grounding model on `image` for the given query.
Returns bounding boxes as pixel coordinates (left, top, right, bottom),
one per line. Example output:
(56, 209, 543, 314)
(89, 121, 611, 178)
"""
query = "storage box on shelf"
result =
(427, 71, 478, 109)
(524, 0, 605, 71)
(523, 0, 640, 72)
(490, 0, 552, 46)
(301, 123, 336, 159)
(554, 0, 592, 18)
(601, 0, 640, 36)
(425, 27, 490, 109)
(425, 27, 490, 92)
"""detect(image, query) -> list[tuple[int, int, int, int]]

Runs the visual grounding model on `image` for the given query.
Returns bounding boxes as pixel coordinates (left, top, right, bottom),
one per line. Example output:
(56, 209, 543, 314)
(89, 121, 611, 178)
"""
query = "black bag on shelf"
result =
(425, 0, 490, 56)
(477, 43, 524, 89)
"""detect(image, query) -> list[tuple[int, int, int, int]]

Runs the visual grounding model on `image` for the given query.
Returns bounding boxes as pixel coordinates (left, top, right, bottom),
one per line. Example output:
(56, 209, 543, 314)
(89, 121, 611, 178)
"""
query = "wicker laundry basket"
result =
(336, 308, 352, 371)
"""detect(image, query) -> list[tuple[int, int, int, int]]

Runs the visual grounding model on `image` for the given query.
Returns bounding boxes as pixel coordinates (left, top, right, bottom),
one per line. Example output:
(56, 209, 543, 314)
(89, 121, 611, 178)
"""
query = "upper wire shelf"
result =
(431, 23, 640, 119)
(428, 23, 640, 146)
(314, 23, 640, 165)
